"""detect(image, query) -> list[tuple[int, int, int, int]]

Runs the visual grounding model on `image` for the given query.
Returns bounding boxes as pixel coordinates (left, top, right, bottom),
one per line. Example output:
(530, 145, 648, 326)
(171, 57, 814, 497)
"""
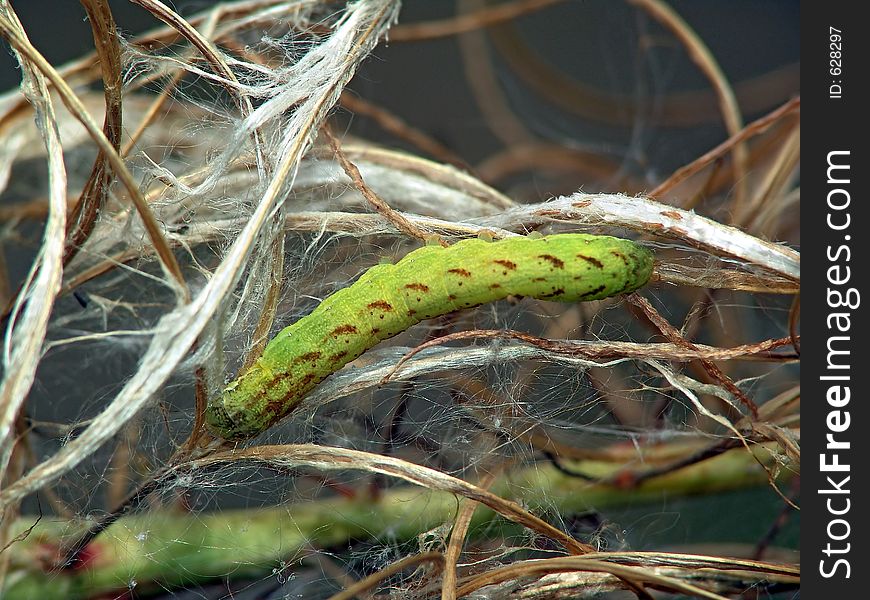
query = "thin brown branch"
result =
(326, 552, 445, 600)
(627, 294, 759, 418)
(63, 0, 123, 266)
(649, 97, 800, 200)
(0, 11, 188, 302)
(323, 124, 435, 243)
(442, 471, 497, 600)
(194, 444, 595, 555)
(456, 556, 731, 599)
(382, 328, 798, 385)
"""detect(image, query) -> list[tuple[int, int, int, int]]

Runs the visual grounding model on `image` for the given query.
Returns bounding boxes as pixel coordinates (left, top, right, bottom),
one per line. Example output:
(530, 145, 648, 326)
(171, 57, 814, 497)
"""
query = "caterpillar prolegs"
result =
(206, 234, 654, 440)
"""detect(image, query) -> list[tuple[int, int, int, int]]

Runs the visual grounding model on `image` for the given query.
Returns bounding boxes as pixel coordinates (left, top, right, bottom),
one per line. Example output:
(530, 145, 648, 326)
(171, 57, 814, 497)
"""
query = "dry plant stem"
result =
(9, 443, 789, 598)
(649, 97, 800, 200)
(628, 294, 758, 418)
(0, 250, 8, 316)
(390, 0, 564, 42)
(63, 0, 122, 267)
(0, 0, 295, 124)
(194, 445, 594, 555)
(105, 417, 140, 508)
(0, 5, 67, 500)
(326, 552, 445, 600)
(0, 12, 187, 300)
(789, 295, 800, 355)
(741, 123, 801, 232)
(443, 470, 498, 600)
(0, 423, 28, 587)
(628, 0, 748, 215)
(128, 0, 267, 175)
(323, 125, 433, 242)
(476, 553, 799, 600)
(184, 360, 211, 455)
(0, 0, 401, 512)
(456, 556, 731, 599)
(481, 192, 800, 282)
(310, 143, 514, 209)
(383, 329, 796, 386)
(339, 93, 470, 169)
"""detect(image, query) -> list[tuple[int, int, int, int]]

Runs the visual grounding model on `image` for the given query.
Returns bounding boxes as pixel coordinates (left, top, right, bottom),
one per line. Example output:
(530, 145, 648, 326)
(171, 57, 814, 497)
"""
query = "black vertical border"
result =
(803, 0, 867, 596)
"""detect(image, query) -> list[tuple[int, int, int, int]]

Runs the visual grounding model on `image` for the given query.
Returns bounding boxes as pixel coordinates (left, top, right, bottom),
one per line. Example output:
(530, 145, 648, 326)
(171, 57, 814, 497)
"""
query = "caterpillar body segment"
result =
(206, 234, 654, 440)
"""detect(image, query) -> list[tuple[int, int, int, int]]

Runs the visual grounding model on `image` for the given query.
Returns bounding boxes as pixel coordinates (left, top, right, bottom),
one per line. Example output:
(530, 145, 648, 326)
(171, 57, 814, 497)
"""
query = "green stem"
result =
(3, 444, 788, 599)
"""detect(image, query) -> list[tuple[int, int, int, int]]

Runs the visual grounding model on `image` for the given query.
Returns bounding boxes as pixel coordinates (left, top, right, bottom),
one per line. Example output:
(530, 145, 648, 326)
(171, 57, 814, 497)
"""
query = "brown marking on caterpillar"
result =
(576, 253, 604, 269)
(489, 283, 501, 289)
(367, 300, 393, 311)
(538, 254, 565, 269)
(610, 250, 629, 266)
(265, 372, 318, 415)
(330, 324, 359, 337)
(447, 268, 472, 278)
(532, 277, 547, 282)
(293, 351, 322, 364)
(371, 328, 380, 335)
(408, 309, 417, 317)
(580, 284, 607, 298)
(329, 350, 348, 363)
(448, 294, 457, 301)
(493, 259, 517, 270)
(540, 288, 566, 298)
(405, 283, 430, 292)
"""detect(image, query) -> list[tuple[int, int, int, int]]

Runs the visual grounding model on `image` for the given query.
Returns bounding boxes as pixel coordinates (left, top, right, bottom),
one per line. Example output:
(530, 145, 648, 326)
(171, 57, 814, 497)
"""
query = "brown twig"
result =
(649, 97, 799, 200)
(194, 444, 595, 555)
(323, 124, 435, 243)
(326, 552, 445, 600)
(442, 470, 498, 600)
(627, 294, 759, 418)
(63, 0, 123, 267)
(381, 328, 798, 385)
(456, 556, 731, 599)
(0, 11, 188, 301)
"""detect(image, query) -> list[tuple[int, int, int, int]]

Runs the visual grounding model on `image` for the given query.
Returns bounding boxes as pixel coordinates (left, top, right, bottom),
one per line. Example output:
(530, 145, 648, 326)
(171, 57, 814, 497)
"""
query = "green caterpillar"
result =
(206, 234, 654, 440)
